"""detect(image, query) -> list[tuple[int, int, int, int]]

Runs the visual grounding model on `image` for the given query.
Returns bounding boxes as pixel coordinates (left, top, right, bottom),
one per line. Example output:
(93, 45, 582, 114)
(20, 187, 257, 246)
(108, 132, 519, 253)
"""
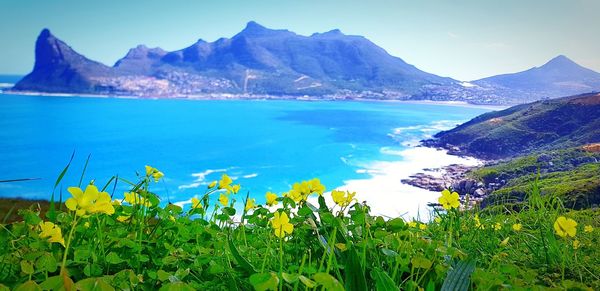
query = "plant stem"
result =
(60, 215, 79, 275)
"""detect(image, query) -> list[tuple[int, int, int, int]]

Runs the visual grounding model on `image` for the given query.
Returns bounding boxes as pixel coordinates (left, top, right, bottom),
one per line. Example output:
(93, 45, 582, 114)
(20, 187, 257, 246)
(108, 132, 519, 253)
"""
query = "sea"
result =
(0, 75, 494, 219)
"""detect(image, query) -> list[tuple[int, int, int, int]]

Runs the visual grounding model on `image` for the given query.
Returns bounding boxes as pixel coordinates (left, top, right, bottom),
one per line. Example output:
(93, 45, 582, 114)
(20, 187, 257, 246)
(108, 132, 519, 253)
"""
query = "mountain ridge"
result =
(10, 23, 600, 104)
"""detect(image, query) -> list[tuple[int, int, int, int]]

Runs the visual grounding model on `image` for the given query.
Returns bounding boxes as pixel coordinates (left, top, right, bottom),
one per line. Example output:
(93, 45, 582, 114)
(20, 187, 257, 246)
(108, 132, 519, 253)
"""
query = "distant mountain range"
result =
(424, 92, 600, 159)
(10, 22, 600, 104)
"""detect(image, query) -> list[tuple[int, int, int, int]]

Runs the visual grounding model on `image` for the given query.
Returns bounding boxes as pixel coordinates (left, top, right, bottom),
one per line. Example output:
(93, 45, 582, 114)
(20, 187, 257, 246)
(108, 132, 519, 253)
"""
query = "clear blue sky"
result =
(1, 0, 599, 80)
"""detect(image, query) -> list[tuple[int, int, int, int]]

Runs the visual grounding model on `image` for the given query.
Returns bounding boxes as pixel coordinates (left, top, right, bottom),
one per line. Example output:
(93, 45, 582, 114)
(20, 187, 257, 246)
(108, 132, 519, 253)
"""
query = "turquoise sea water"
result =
(0, 90, 491, 208)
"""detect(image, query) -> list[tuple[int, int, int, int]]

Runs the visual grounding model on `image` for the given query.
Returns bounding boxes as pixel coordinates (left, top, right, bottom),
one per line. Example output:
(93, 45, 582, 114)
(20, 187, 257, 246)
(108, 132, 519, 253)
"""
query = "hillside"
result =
(469, 147, 600, 209)
(424, 92, 600, 159)
(12, 22, 457, 98)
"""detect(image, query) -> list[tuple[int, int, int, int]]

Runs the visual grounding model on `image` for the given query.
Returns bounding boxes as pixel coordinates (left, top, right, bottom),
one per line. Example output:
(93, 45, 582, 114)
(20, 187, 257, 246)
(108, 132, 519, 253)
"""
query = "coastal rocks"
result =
(401, 173, 446, 191)
(401, 164, 489, 199)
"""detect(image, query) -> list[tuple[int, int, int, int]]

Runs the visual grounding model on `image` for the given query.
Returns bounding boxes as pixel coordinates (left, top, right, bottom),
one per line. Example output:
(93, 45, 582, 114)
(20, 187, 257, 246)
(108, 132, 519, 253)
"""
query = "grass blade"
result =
(371, 267, 399, 291)
(441, 258, 476, 291)
(48, 151, 75, 221)
(78, 154, 91, 187)
(228, 237, 257, 274)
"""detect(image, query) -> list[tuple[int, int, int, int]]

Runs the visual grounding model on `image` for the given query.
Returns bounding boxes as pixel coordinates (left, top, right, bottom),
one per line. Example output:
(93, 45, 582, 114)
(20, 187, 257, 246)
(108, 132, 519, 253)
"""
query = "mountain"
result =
(423, 92, 600, 159)
(12, 22, 457, 98)
(12, 29, 113, 93)
(11, 23, 600, 104)
(471, 55, 600, 103)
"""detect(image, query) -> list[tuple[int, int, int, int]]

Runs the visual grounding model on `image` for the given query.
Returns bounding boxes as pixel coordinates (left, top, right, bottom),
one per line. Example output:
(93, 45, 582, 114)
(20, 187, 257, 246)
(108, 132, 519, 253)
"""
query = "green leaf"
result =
(74, 249, 92, 261)
(0, 284, 10, 291)
(381, 248, 399, 257)
(84, 263, 103, 277)
(318, 195, 328, 211)
(35, 253, 57, 273)
(298, 205, 313, 217)
(320, 212, 335, 225)
(20, 260, 34, 275)
(157, 270, 171, 282)
(249, 272, 279, 291)
(105, 252, 124, 265)
(14, 281, 41, 291)
(159, 282, 195, 291)
(313, 273, 344, 291)
(222, 207, 236, 216)
(386, 218, 406, 232)
(228, 237, 257, 274)
(39, 274, 74, 291)
(282, 273, 299, 283)
(174, 268, 190, 280)
(208, 262, 225, 274)
(411, 256, 433, 269)
(344, 248, 367, 291)
(299, 276, 317, 288)
(441, 258, 476, 291)
(371, 268, 399, 291)
(75, 277, 115, 291)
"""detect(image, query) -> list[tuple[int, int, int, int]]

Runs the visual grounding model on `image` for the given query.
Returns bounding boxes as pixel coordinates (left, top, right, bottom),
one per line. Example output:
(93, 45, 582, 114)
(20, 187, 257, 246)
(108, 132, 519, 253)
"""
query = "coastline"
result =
(1, 89, 510, 109)
(334, 146, 482, 220)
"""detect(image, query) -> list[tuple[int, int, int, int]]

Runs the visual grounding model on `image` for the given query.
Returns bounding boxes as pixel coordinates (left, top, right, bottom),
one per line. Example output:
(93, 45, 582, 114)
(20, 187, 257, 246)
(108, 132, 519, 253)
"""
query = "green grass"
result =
(471, 148, 600, 209)
(0, 167, 599, 290)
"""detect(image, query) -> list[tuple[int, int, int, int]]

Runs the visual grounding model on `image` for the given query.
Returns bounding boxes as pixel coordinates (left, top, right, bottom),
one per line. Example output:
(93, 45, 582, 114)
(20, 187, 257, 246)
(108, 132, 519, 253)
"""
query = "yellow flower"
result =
(152, 171, 164, 182)
(408, 221, 417, 228)
(112, 199, 121, 206)
(512, 223, 522, 232)
(208, 181, 217, 188)
(191, 197, 202, 209)
(474, 214, 484, 229)
(124, 191, 152, 207)
(308, 178, 326, 195)
(584, 225, 594, 233)
(331, 190, 355, 207)
(145, 165, 164, 182)
(245, 198, 256, 211)
(554, 216, 577, 238)
(232, 184, 241, 194)
(39, 221, 65, 246)
(493, 223, 502, 231)
(271, 211, 294, 238)
(291, 179, 325, 201)
(218, 174, 233, 192)
(434, 217, 441, 224)
(266, 192, 278, 206)
(287, 189, 304, 203)
(499, 237, 510, 247)
(438, 189, 460, 210)
(117, 215, 130, 222)
(573, 240, 581, 249)
(419, 223, 427, 230)
(65, 185, 115, 217)
(219, 193, 229, 206)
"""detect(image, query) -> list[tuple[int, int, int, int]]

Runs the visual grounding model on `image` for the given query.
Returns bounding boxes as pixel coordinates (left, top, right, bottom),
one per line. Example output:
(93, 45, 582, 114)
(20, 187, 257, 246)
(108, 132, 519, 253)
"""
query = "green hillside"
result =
(427, 93, 600, 159)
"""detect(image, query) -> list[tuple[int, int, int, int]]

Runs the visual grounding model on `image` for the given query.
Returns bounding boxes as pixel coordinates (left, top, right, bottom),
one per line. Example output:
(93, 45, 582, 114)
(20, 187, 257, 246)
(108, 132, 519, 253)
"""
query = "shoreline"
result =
(1, 90, 510, 109)
(333, 146, 482, 220)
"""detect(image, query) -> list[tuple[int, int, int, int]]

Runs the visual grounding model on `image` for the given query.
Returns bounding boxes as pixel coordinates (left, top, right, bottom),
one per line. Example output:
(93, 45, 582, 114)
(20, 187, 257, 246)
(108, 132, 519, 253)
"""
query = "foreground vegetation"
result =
(470, 147, 600, 209)
(1, 166, 599, 290)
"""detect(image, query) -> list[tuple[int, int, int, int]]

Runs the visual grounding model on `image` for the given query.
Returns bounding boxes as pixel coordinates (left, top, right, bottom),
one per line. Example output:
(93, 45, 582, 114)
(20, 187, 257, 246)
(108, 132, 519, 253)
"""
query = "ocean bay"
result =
(0, 93, 490, 218)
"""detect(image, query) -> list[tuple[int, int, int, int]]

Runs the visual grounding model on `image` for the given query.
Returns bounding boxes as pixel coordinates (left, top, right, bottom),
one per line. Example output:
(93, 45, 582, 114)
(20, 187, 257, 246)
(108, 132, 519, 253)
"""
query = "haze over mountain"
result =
(471, 55, 600, 102)
(11, 22, 600, 104)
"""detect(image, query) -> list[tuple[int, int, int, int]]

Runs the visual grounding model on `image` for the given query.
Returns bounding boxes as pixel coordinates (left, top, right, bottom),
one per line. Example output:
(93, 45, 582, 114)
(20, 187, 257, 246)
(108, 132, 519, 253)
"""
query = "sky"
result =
(0, 0, 599, 81)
